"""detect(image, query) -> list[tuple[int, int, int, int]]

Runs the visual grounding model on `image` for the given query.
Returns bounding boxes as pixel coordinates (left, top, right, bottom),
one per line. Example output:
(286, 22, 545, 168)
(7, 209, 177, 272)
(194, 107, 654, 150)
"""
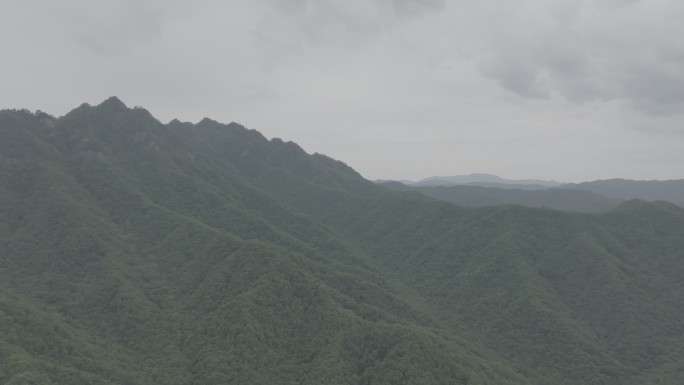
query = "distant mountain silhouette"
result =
(412, 173, 561, 187)
(562, 179, 684, 207)
(396, 174, 684, 208)
(379, 182, 622, 213)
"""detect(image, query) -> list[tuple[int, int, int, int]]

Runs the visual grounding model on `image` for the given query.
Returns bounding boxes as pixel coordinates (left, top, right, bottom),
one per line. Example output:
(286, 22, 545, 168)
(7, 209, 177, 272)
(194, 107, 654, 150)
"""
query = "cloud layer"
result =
(1, 0, 682, 181)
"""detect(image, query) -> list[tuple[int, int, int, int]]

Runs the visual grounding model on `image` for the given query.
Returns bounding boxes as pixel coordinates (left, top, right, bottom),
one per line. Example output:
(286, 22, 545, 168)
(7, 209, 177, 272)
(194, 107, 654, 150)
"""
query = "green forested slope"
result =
(333, 201, 684, 384)
(1, 98, 683, 384)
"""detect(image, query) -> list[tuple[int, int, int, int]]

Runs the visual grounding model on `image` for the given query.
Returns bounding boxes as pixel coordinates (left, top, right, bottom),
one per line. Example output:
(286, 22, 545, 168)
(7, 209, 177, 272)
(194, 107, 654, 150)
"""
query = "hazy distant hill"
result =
(412, 173, 561, 188)
(460, 182, 555, 190)
(2, 98, 684, 385)
(379, 181, 623, 213)
(403, 174, 684, 208)
(563, 179, 684, 207)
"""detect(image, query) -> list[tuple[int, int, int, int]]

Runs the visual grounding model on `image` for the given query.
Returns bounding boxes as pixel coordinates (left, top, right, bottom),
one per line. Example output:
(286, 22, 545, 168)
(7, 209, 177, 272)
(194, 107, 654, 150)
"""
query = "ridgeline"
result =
(1, 98, 683, 384)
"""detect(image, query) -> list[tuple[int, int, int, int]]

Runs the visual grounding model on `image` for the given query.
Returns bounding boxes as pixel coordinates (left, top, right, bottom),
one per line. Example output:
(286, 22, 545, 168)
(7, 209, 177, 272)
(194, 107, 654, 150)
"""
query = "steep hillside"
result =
(2, 98, 684, 385)
(342, 200, 684, 384)
(0, 99, 522, 385)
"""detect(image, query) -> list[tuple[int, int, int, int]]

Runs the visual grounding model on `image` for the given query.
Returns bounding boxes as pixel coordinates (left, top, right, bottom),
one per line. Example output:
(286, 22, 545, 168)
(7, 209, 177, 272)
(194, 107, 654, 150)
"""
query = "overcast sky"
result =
(1, 0, 683, 182)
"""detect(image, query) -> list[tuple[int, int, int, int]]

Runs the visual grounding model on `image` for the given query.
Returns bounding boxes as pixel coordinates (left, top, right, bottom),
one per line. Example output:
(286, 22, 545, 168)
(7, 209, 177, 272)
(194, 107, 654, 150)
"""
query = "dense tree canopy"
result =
(1, 98, 683, 384)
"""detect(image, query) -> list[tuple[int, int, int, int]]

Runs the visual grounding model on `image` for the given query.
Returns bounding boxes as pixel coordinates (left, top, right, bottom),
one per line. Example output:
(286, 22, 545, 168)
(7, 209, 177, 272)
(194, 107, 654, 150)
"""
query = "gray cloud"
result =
(1, 0, 682, 181)
(43, 0, 166, 56)
(390, 0, 445, 15)
(476, 0, 684, 114)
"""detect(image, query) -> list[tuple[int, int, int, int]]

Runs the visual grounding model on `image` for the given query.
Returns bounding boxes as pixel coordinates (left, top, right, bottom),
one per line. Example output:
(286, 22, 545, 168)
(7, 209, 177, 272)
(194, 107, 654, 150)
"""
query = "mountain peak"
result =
(197, 117, 220, 127)
(96, 96, 128, 112)
(88, 96, 129, 112)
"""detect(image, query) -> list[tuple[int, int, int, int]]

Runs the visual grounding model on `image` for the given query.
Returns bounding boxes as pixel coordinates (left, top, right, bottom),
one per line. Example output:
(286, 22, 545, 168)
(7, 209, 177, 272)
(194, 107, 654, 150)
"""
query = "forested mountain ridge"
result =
(0, 98, 521, 385)
(2, 98, 684, 385)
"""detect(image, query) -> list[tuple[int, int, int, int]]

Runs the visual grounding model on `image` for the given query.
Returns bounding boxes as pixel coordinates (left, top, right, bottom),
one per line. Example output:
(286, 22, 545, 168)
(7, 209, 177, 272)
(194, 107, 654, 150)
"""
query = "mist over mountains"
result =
(564, 179, 684, 208)
(409, 173, 561, 188)
(381, 174, 684, 212)
(2, 98, 684, 385)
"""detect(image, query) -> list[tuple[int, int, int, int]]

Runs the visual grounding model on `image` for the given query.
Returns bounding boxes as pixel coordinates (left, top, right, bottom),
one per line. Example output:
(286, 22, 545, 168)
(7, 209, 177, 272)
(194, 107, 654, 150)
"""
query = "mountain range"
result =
(381, 174, 684, 212)
(564, 179, 684, 207)
(2, 97, 684, 385)
(407, 173, 561, 189)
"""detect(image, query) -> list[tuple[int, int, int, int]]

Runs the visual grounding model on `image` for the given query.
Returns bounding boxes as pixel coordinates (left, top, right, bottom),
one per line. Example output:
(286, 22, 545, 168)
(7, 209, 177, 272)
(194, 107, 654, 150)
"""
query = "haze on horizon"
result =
(1, 0, 683, 183)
